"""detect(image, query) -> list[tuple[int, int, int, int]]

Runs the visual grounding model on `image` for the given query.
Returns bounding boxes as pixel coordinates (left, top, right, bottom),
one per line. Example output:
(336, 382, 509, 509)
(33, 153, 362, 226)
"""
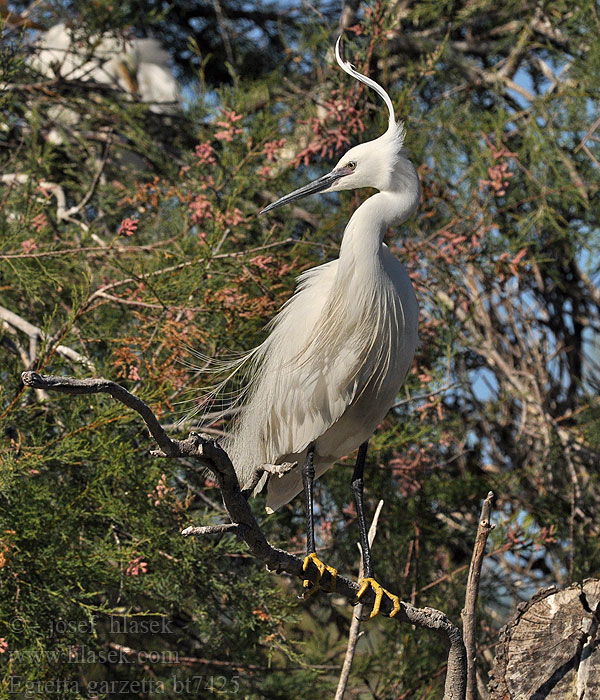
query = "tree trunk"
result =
(489, 579, 600, 700)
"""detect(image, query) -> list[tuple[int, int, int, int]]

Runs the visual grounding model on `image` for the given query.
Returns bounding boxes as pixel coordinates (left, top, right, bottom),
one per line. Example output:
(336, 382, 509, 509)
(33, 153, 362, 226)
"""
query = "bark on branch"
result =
(21, 370, 467, 700)
(462, 491, 495, 700)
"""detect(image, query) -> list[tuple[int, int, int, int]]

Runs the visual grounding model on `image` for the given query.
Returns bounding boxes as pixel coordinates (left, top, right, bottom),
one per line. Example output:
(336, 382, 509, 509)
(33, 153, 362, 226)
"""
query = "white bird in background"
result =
(221, 38, 420, 617)
(29, 23, 180, 115)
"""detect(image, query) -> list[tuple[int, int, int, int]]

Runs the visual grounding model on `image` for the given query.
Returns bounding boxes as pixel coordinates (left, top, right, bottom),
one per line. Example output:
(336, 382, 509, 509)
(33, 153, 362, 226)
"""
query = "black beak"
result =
(260, 167, 349, 214)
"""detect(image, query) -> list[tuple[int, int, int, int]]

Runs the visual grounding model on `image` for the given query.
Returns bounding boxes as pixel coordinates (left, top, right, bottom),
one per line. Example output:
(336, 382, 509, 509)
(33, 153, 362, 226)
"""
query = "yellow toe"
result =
(301, 552, 338, 598)
(355, 577, 401, 619)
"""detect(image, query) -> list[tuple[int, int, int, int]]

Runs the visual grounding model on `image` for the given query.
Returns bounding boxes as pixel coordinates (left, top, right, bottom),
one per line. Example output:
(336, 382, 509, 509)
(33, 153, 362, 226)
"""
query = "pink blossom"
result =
(509, 248, 528, 276)
(218, 109, 243, 123)
(257, 165, 272, 178)
(194, 141, 216, 165)
(479, 133, 515, 196)
(214, 110, 244, 142)
(125, 555, 148, 577)
(189, 195, 213, 224)
(31, 213, 48, 232)
(147, 473, 173, 506)
(0, 638, 7, 654)
(262, 138, 286, 162)
(215, 129, 241, 142)
(222, 208, 244, 227)
(118, 218, 139, 237)
(249, 255, 273, 270)
(21, 238, 38, 253)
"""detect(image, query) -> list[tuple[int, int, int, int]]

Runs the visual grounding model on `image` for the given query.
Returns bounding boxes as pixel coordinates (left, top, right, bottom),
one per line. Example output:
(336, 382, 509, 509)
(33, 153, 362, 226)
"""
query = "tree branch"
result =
(21, 370, 467, 700)
(462, 491, 495, 700)
(1, 306, 95, 371)
(335, 499, 384, 700)
(182, 523, 240, 536)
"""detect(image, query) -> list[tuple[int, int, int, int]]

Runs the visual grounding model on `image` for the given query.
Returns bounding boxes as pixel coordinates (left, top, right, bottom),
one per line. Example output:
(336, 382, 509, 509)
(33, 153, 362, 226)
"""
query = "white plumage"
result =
(222, 39, 420, 513)
(29, 23, 180, 114)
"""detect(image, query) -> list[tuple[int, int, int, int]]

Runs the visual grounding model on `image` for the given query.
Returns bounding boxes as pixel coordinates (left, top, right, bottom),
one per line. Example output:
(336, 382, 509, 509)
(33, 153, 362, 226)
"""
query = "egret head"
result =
(261, 37, 412, 214)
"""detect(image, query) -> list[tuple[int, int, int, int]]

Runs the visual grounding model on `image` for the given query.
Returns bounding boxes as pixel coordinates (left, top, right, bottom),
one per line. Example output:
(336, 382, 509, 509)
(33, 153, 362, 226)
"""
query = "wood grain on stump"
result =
(489, 579, 600, 700)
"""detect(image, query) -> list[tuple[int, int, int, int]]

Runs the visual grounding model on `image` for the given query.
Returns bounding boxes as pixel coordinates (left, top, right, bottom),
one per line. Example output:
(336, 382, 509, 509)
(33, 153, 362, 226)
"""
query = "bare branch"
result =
(21, 371, 467, 700)
(574, 114, 600, 153)
(243, 460, 297, 494)
(182, 523, 240, 536)
(21, 371, 174, 455)
(0, 173, 91, 231)
(339, 0, 361, 32)
(2, 306, 95, 371)
(335, 499, 384, 700)
(462, 492, 495, 700)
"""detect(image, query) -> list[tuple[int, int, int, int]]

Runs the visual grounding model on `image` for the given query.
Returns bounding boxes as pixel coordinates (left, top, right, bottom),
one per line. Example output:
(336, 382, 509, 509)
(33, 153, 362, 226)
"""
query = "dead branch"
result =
(21, 370, 467, 700)
(182, 523, 240, 536)
(462, 491, 495, 700)
(1, 306, 95, 372)
(335, 499, 384, 700)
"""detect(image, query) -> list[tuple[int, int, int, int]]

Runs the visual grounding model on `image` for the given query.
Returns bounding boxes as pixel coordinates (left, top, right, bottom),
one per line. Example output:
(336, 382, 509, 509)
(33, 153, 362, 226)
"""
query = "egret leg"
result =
(352, 441, 373, 578)
(303, 442, 317, 556)
(300, 443, 337, 598)
(352, 441, 401, 618)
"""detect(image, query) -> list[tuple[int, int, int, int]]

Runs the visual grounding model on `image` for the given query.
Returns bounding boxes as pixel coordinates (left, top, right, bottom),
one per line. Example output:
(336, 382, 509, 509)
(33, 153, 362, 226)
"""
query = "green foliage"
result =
(1, 1, 599, 698)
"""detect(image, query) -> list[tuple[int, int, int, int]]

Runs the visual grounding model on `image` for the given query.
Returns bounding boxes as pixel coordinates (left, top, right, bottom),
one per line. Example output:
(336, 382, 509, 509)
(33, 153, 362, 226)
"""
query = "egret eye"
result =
(346, 161, 357, 170)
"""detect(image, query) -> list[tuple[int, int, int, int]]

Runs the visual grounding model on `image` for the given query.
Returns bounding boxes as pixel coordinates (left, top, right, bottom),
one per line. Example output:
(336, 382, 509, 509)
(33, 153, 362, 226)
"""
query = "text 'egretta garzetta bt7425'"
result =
(222, 37, 420, 617)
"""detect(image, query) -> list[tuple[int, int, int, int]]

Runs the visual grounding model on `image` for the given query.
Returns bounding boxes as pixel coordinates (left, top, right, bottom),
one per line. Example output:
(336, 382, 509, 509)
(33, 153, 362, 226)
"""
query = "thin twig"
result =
(1, 306, 95, 371)
(574, 114, 600, 153)
(243, 461, 297, 494)
(461, 491, 495, 700)
(172, 472, 226, 513)
(335, 499, 384, 700)
(21, 371, 467, 700)
(392, 381, 459, 409)
(182, 524, 239, 536)
(212, 0, 236, 75)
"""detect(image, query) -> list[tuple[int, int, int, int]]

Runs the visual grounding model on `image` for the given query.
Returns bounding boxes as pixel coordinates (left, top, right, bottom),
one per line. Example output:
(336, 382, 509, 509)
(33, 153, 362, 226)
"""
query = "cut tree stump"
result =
(489, 579, 600, 700)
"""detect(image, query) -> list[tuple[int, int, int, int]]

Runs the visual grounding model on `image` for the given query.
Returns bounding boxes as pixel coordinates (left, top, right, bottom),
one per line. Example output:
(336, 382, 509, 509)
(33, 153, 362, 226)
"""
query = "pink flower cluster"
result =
(21, 238, 38, 253)
(294, 91, 365, 166)
(497, 247, 528, 277)
(479, 134, 516, 197)
(125, 555, 148, 577)
(194, 141, 216, 165)
(147, 473, 173, 507)
(214, 109, 243, 142)
(480, 162, 514, 196)
(262, 138, 286, 162)
(118, 218, 139, 237)
(189, 194, 213, 224)
(189, 193, 244, 231)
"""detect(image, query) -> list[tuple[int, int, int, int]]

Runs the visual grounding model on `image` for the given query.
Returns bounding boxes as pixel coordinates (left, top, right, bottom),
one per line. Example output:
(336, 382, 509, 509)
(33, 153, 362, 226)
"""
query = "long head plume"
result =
(334, 36, 403, 144)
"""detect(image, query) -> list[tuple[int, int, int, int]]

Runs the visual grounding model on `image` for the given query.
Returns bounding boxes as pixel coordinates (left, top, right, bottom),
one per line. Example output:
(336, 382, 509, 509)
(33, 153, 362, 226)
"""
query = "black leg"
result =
(300, 442, 338, 596)
(302, 442, 316, 556)
(351, 440, 401, 618)
(351, 440, 373, 578)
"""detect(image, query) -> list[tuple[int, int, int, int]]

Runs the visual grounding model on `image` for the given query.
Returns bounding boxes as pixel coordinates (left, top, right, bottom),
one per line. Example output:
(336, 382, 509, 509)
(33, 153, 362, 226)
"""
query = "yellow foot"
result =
(355, 577, 401, 619)
(301, 552, 338, 599)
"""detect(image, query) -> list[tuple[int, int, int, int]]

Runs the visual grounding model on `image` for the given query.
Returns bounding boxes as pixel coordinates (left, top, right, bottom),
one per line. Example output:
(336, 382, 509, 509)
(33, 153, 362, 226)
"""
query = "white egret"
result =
(223, 37, 420, 617)
(29, 23, 180, 115)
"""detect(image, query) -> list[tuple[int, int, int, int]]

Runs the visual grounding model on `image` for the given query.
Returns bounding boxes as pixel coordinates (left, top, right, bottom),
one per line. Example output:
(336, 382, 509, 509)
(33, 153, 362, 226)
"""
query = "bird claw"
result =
(301, 552, 337, 598)
(354, 577, 401, 618)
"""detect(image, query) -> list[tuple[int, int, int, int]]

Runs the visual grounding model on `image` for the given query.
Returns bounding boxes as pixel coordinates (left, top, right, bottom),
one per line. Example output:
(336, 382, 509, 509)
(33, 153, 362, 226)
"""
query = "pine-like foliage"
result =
(1, 1, 599, 698)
